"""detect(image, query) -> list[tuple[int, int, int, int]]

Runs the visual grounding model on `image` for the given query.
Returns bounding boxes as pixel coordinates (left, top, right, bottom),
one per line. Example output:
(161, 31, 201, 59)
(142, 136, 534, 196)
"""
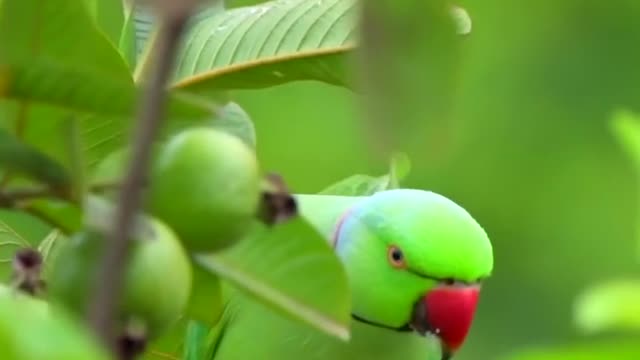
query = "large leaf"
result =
(171, 0, 358, 93)
(573, 279, 640, 334)
(86, 0, 125, 47)
(0, 0, 210, 119)
(0, 0, 134, 114)
(0, 128, 70, 188)
(194, 217, 351, 341)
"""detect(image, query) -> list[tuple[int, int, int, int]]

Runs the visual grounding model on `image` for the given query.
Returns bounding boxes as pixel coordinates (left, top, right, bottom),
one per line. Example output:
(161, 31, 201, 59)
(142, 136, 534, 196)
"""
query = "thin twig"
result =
(86, 0, 198, 355)
(0, 181, 126, 205)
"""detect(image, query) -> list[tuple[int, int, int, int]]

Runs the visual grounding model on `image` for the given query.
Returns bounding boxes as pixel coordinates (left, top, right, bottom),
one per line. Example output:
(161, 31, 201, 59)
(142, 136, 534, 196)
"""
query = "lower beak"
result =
(410, 284, 481, 359)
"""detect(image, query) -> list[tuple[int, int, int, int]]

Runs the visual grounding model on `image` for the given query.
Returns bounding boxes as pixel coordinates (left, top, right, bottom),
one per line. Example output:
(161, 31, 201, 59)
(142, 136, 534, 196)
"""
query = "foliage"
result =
(2, 0, 639, 359)
(0, 0, 452, 358)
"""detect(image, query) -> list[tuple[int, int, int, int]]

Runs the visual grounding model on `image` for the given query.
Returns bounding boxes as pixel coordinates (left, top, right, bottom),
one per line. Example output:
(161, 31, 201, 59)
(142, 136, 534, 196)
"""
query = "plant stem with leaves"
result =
(86, 0, 199, 356)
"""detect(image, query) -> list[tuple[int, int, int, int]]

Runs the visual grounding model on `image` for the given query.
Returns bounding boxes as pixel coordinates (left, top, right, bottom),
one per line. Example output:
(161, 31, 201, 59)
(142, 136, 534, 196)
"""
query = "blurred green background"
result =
(2, 0, 640, 359)
(226, 0, 640, 359)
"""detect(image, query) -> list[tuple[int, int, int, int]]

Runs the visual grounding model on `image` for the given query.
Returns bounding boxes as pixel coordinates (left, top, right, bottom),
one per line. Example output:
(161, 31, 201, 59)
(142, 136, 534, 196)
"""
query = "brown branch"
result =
(86, 0, 199, 356)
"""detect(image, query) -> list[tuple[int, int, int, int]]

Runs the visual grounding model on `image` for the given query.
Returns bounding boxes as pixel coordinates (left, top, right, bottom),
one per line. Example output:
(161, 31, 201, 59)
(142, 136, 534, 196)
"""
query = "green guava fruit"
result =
(47, 217, 192, 339)
(0, 283, 111, 360)
(145, 127, 261, 252)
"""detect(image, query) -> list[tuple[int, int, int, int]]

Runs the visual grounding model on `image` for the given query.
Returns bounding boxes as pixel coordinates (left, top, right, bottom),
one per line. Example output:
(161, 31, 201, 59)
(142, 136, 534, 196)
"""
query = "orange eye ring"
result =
(387, 245, 406, 268)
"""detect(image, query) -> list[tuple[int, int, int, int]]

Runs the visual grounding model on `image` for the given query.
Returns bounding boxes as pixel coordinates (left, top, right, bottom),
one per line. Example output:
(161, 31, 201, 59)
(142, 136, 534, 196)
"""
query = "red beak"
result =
(410, 284, 481, 358)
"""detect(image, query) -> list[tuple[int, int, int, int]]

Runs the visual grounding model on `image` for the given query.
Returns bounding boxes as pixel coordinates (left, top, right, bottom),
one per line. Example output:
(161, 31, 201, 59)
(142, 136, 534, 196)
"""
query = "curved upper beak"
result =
(409, 283, 481, 359)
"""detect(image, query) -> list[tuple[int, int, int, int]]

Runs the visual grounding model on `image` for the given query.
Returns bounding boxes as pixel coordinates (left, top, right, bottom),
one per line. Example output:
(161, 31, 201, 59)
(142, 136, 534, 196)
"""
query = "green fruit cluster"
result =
(44, 127, 262, 344)
(48, 219, 192, 338)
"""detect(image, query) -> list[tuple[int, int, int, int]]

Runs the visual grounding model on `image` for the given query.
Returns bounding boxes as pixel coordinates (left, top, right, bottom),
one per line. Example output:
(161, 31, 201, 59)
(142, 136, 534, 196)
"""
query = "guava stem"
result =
(86, 1, 199, 355)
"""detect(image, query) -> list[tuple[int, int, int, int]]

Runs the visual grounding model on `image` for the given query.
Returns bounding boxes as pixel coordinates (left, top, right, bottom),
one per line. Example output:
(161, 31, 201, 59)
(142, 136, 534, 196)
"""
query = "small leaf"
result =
(140, 319, 189, 360)
(212, 102, 256, 148)
(194, 217, 351, 341)
(611, 109, 640, 171)
(0, 218, 31, 282)
(573, 278, 640, 334)
(0, 218, 30, 262)
(388, 152, 411, 188)
(318, 152, 412, 195)
(450, 5, 472, 35)
(37, 228, 61, 261)
(118, 5, 138, 70)
(37, 228, 68, 280)
(183, 320, 211, 360)
(0, 128, 70, 188)
(318, 174, 389, 196)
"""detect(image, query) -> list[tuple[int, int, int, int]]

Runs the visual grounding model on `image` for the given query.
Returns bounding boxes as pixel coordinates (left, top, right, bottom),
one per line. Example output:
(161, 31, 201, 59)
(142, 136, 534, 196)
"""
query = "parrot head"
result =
(332, 189, 493, 359)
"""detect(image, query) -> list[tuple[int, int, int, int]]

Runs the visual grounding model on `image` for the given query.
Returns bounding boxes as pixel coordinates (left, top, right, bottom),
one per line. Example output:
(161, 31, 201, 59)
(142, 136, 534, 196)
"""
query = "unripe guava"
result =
(47, 217, 192, 339)
(145, 127, 261, 252)
(0, 283, 111, 360)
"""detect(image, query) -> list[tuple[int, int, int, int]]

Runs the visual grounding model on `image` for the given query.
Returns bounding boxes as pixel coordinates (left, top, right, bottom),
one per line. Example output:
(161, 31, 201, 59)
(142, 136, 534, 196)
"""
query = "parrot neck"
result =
(351, 313, 413, 333)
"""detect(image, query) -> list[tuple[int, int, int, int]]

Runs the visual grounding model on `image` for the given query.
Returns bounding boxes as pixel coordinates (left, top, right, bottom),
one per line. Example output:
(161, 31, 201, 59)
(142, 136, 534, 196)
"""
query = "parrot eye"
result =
(387, 245, 406, 268)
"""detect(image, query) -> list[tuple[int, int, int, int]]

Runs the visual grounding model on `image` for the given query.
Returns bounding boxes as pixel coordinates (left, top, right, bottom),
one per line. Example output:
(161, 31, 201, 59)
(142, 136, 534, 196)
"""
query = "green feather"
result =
(204, 189, 493, 360)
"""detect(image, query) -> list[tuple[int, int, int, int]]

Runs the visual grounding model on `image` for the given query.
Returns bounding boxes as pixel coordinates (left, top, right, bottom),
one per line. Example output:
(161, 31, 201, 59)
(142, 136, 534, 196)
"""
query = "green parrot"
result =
(205, 188, 494, 360)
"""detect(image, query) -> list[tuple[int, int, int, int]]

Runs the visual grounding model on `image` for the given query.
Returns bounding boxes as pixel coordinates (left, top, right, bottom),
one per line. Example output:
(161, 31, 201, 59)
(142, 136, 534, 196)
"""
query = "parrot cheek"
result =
(410, 285, 481, 355)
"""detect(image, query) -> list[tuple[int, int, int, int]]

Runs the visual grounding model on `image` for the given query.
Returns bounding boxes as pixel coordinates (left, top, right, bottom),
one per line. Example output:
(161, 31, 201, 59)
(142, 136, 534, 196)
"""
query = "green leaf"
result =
(86, 0, 126, 46)
(118, 4, 138, 70)
(0, 290, 112, 360)
(502, 341, 640, 360)
(0, 217, 30, 260)
(212, 102, 256, 148)
(0, 128, 70, 188)
(387, 152, 411, 188)
(171, 0, 357, 94)
(573, 278, 640, 334)
(37, 228, 69, 280)
(227, 0, 271, 8)
(183, 320, 210, 360)
(194, 217, 351, 341)
(0, 217, 31, 282)
(23, 199, 82, 234)
(132, 1, 225, 79)
(610, 109, 640, 261)
(0, 0, 210, 119)
(318, 152, 412, 195)
(0, 0, 134, 114)
(611, 109, 640, 171)
(170, 0, 471, 94)
(139, 319, 189, 360)
(318, 174, 390, 196)
(37, 228, 61, 262)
